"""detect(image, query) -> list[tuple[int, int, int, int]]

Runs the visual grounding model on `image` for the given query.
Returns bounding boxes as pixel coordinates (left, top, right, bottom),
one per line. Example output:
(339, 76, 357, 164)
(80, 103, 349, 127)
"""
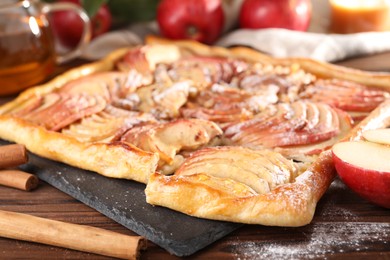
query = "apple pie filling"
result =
(0, 44, 388, 181)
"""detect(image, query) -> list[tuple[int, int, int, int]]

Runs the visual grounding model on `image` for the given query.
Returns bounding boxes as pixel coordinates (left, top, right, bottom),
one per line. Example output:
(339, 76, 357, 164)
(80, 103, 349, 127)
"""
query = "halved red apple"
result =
(362, 128, 390, 145)
(332, 141, 390, 208)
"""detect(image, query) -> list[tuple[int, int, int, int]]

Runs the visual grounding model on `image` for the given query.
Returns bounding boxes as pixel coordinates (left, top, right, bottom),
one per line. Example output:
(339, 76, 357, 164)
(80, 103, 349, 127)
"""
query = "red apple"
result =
(362, 128, 390, 145)
(156, 0, 225, 44)
(51, 0, 112, 48)
(332, 141, 390, 208)
(239, 0, 312, 31)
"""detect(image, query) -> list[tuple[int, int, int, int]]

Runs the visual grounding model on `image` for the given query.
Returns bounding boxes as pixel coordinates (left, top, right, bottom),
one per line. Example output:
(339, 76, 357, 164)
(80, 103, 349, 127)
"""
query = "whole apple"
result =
(51, 0, 112, 48)
(239, 0, 312, 31)
(157, 0, 225, 44)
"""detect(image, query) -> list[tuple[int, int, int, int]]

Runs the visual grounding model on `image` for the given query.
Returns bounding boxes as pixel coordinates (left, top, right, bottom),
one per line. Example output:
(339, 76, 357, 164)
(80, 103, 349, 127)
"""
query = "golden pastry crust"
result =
(0, 115, 159, 183)
(0, 37, 390, 227)
(146, 150, 334, 227)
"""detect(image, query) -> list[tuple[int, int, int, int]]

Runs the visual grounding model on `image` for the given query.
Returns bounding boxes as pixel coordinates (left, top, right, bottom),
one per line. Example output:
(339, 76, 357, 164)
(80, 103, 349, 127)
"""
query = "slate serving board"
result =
(0, 140, 241, 256)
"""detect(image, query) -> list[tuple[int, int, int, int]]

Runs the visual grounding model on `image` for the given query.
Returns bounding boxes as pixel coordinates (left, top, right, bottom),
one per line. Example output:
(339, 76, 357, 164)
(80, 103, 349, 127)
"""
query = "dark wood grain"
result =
(0, 178, 389, 259)
(0, 53, 389, 260)
(336, 51, 390, 72)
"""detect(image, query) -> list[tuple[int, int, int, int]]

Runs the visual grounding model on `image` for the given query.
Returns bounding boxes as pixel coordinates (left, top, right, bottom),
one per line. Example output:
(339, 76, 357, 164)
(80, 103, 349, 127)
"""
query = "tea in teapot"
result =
(0, 0, 91, 96)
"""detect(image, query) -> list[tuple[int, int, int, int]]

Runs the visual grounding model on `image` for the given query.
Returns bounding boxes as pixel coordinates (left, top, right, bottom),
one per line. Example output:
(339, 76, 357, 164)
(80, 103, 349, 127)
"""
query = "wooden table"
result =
(0, 52, 389, 259)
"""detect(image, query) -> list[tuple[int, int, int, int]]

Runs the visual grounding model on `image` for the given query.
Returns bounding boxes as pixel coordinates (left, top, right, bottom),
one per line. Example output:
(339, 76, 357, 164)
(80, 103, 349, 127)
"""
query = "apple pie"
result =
(0, 37, 389, 226)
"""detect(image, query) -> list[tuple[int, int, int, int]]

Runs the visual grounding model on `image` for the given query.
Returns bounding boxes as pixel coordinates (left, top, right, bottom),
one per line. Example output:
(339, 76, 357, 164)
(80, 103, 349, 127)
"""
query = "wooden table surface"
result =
(0, 52, 389, 259)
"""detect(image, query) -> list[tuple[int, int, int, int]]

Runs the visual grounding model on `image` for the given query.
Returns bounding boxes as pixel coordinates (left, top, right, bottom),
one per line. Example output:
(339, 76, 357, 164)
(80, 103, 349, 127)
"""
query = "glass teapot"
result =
(0, 0, 91, 96)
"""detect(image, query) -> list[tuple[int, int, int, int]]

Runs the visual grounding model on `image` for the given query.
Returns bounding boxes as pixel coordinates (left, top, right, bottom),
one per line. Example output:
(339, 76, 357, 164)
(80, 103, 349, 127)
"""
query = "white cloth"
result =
(78, 0, 390, 63)
(216, 29, 390, 62)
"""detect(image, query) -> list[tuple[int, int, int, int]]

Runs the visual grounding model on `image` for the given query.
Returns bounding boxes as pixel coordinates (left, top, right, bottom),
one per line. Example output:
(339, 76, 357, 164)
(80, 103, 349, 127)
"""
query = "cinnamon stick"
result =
(0, 144, 28, 169)
(0, 210, 146, 259)
(0, 170, 39, 191)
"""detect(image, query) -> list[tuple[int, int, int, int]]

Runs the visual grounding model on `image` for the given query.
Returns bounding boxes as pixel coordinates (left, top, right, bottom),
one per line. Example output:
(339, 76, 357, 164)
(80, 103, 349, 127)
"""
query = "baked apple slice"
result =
(332, 141, 390, 208)
(196, 83, 278, 113)
(224, 101, 353, 158)
(18, 93, 107, 131)
(121, 119, 222, 166)
(181, 105, 253, 125)
(61, 105, 156, 143)
(237, 65, 314, 104)
(169, 56, 248, 89)
(175, 146, 300, 194)
(181, 83, 262, 125)
(3, 95, 45, 117)
(275, 103, 354, 160)
(59, 71, 140, 100)
(115, 45, 182, 85)
(136, 80, 195, 119)
(301, 79, 390, 121)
